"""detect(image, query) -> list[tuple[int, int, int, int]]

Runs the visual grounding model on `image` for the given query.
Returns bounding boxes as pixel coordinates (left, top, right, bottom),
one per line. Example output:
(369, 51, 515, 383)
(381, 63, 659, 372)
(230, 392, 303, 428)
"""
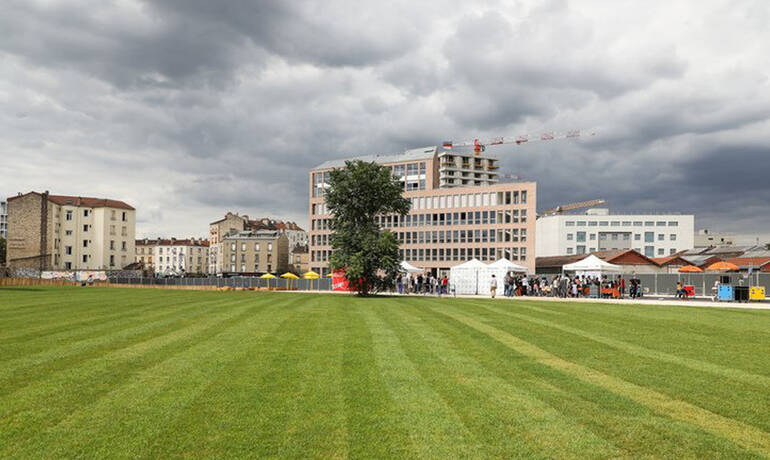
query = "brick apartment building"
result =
(309, 146, 537, 276)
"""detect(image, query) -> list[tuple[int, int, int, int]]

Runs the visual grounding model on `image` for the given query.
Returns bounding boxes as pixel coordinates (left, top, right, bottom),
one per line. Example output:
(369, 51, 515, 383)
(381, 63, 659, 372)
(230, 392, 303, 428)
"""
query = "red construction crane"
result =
(442, 129, 596, 154)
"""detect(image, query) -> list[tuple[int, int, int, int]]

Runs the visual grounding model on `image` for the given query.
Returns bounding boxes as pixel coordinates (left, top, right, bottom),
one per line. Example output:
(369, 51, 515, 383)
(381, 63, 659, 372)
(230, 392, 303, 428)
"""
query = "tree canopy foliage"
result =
(326, 160, 410, 295)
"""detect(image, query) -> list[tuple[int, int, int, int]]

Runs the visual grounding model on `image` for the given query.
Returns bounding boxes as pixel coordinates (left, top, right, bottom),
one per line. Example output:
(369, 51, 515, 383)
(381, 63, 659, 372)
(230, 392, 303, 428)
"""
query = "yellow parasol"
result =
(260, 272, 275, 289)
(303, 271, 320, 290)
(281, 272, 299, 290)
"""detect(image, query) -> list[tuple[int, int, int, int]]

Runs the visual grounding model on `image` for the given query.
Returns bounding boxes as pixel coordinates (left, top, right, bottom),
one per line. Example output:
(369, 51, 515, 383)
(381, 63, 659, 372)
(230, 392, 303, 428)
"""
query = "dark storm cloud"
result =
(2, 0, 770, 237)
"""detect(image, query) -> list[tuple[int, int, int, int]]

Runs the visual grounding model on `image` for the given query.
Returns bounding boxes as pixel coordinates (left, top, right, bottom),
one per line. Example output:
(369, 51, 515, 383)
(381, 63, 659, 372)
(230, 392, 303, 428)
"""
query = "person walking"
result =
(490, 274, 498, 298)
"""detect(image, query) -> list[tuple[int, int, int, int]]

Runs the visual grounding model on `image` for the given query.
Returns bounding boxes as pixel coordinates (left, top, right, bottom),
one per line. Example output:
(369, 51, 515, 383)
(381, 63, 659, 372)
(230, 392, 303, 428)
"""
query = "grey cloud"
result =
(2, 0, 770, 237)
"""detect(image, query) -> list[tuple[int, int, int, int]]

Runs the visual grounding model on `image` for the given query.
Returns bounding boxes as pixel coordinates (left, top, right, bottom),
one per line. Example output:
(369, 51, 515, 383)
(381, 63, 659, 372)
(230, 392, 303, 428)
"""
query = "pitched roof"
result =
(9, 191, 134, 210)
(136, 238, 209, 247)
(723, 257, 770, 270)
(48, 195, 135, 210)
(313, 146, 438, 170)
(651, 255, 694, 266)
(537, 249, 660, 270)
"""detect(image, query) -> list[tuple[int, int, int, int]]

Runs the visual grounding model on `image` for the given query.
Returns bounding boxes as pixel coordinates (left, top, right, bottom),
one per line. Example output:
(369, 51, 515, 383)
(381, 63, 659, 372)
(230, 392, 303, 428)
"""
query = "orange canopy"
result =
(706, 261, 739, 271)
(678, 265, 703, 273)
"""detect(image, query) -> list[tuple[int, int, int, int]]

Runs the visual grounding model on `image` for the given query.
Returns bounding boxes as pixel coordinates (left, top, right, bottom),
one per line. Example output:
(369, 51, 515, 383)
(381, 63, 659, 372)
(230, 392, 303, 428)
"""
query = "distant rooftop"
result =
(313, 146, 438, 170)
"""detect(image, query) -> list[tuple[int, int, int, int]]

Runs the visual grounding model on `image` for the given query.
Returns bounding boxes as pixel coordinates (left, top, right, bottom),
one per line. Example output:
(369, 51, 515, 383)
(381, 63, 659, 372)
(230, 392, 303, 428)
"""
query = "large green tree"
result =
(0, 236, 5, 266)
(326, 160, 410, 295)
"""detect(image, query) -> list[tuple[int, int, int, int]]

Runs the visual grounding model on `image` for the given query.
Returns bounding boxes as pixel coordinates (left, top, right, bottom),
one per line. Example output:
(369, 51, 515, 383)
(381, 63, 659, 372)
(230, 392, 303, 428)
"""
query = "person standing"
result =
(490, 274, 498, 298)
(396, 274, 403, 294)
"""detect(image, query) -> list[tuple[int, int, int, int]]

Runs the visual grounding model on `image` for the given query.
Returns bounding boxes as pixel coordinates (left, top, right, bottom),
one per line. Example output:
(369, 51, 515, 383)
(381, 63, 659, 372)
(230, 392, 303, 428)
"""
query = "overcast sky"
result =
(2, 0, 769, 238)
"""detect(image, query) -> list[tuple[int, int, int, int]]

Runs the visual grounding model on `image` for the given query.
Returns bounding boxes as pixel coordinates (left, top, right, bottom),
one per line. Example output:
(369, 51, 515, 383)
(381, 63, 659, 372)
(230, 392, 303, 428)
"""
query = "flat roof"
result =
(313, 146, 438, 170)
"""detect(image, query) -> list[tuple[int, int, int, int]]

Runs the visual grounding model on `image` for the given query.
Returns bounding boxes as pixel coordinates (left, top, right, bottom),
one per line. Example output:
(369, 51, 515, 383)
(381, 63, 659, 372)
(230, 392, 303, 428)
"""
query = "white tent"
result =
(400, 261, 423, 274)
(562, 255, 621, 277)
(488, 258, 528, 273)
(449, 259, 489, 295)
(484, 258, 528, 289)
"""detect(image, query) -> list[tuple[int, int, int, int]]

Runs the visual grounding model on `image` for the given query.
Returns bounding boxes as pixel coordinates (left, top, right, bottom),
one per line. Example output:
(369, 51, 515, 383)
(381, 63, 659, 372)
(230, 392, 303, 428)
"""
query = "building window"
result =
(567, 247, 574, 254)
(644, 246, 654, 257)
(658, 248, 665, 255)
(65, 262, 72, 269)
(656, 221, 666, 226)
(241, 243, 247, 251)
(644, 232, 654, 243)
(122, 212, 127, 222)
(565, 221, 575, 227)
(668, 221, 679, 227)
(83, 224, 89, 232)
(566, 233, 574, 241)
(110, 255, 115, 266)
(576, 246, 586, 254)
(670, 234, 677, 241)
(82, 254, 88, 263)
(83, 209, 90, 217)
(65, 246, 72, 255)
(83, 240, 88, 248)
(268, 243, 273, 251)
(231, 243, 236, 251)
(110, 240, 115, 250)
(576, 232, 586, 242)
(658, 234, 665, 241)
(65, 210, 73, 221)
(670, 248, 677, 254)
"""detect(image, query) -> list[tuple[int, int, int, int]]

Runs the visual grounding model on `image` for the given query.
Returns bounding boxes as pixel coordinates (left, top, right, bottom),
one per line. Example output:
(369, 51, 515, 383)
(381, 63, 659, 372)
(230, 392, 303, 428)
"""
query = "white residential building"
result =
(536, 208, 694, 258)
(135, 238, 210, 276)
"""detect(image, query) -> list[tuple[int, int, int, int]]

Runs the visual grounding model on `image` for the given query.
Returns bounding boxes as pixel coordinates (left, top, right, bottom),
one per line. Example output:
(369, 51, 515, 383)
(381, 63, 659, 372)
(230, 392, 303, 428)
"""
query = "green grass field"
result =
(1, 287, 770, 458)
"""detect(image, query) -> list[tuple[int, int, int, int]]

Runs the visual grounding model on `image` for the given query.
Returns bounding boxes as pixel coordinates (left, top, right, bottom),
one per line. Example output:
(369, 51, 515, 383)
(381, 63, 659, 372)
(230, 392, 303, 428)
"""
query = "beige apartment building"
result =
(309, 146, 537, 276)
(6, 191, 136, 271)
(209, 212, 306, 275)
(135, 238, 210, 275)
(220, 230, 289, 275)
(289, 245, 309, 274)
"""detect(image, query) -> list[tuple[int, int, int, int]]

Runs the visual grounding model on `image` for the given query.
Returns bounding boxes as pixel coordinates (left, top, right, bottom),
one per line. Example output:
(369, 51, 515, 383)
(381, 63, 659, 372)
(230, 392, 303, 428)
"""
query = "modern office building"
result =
(208, 212, 306, 275)
(0, 200, 7, 239)
(135, 238, 210, 275)
(536, 208, 694, 258)
(309, 146, 537, 275)
(6, 191, 136, 271)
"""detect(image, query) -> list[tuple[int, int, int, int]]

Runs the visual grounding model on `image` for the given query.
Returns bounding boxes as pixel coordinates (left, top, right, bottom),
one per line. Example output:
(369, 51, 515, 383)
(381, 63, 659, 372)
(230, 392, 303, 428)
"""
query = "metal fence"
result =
(108, 273, 769, 298)
(108, 276, 332, 291)
(535, 273, 770, 298)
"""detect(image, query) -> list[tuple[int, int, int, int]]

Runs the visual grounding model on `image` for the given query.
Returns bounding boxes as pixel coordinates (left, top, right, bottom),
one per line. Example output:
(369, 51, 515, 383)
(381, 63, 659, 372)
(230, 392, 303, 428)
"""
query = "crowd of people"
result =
(395, 273, 449, 295)
(492, 273, 641, 299)
(395, 271, 644, 299)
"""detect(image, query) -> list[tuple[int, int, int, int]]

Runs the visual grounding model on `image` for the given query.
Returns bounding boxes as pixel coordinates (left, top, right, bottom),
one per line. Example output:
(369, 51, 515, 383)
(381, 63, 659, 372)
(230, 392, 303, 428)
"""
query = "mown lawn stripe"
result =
(0, 296, 266, 450)
(360, 302, 483, 458)
(0, 296, 245, 398)
(341, 299, 417, 458)
(384, 298, 624, 459)
(433, 305, 770, 457)
(475, 301, 770, 388)
(12, 295, 303, 458)
(411, 297, 758, 458)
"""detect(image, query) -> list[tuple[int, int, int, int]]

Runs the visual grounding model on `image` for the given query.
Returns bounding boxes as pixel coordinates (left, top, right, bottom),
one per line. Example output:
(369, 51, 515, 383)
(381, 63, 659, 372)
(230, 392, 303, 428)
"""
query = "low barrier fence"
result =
(108, 276, 333, 291)
(0, 278, 79, 287)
